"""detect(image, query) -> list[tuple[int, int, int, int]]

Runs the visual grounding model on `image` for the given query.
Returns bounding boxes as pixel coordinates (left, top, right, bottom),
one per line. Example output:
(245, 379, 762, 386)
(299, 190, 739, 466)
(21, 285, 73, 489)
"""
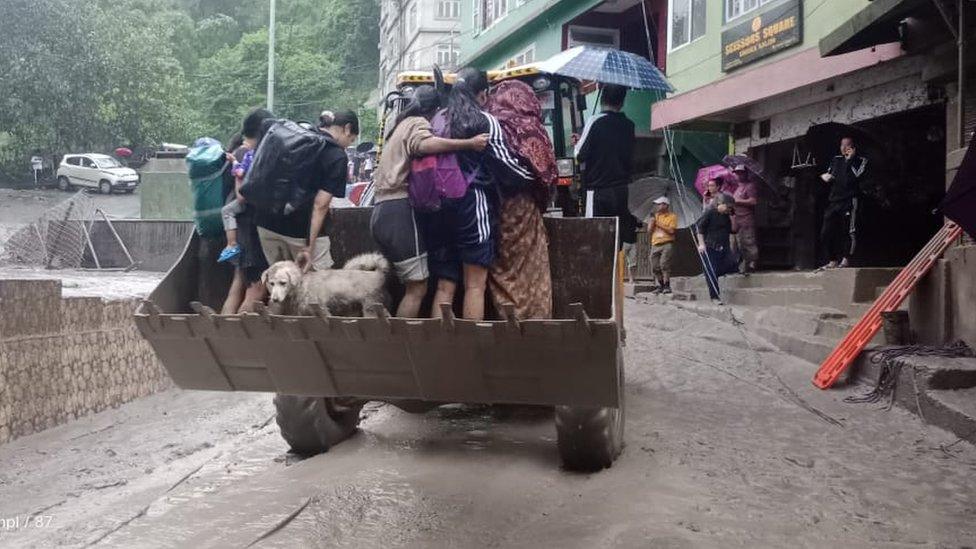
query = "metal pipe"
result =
(959, 0, 967, 147)
(97, 209, 135, 268)
(932, 0, 959, 40)
(267, 0, 276, 111)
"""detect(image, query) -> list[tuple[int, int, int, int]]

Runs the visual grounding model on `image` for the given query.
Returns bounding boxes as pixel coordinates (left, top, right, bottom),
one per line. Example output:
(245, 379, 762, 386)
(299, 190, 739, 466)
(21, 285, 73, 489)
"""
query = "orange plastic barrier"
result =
(813, 222, 963, 389)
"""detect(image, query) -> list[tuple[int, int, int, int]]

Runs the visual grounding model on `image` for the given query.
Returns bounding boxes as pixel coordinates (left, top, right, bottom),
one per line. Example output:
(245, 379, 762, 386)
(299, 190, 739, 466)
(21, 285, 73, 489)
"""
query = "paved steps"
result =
(635, 267, 976, 443)
(854, 354, 976, 443)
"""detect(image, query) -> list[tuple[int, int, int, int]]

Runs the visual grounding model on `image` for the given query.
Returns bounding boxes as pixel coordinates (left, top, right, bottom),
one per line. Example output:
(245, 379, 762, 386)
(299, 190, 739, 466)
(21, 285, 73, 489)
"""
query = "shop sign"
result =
(721, 0, 803, 72)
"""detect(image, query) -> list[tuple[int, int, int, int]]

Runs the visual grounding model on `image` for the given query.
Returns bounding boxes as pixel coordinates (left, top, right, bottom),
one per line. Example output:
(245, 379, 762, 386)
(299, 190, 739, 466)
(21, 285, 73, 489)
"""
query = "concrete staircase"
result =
(855, 353, 976, 443)
(641, 268, 900, 365)
(668, 268, 899, 314)
(631, 267, 976, 443)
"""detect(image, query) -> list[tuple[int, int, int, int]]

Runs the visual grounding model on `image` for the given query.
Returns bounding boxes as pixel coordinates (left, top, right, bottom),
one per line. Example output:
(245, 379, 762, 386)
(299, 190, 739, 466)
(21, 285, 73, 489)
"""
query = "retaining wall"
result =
(0, 280, 172, 444)
(82, 220, 193, 272)
(909, 243, 976, 347)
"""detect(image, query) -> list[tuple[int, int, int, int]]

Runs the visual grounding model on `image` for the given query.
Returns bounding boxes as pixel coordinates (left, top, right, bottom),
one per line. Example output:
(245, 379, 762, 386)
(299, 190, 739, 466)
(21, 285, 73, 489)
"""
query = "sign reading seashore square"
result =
(721, 0, 802, 72)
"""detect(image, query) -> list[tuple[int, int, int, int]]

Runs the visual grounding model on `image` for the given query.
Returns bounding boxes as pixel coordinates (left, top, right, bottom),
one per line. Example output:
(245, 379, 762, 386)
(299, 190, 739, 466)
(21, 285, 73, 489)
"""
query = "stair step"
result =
(723, 286, 826, 308)
(928, 387, 976, 427)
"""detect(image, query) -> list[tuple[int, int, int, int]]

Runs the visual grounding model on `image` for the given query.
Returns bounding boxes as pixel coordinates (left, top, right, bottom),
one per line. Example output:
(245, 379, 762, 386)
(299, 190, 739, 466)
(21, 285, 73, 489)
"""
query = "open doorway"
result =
(752, 104, 946, 270)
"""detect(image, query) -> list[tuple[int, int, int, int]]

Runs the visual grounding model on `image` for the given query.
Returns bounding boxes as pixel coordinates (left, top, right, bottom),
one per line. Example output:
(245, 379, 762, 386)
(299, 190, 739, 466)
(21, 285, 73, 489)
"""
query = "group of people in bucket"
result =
(213, 67, 564, 322)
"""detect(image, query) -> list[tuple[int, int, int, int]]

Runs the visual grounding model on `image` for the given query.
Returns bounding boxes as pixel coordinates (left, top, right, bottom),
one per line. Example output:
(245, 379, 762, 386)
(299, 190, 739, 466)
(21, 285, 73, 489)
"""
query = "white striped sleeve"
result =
(484, 113, 534, 181)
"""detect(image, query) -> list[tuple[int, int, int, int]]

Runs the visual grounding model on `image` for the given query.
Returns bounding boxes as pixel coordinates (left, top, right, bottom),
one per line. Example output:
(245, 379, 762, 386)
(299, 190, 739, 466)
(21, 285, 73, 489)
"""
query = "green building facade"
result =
(664, 0, 873, 95)
(458, 0, 657, 136)
(456, 0, 728, 184)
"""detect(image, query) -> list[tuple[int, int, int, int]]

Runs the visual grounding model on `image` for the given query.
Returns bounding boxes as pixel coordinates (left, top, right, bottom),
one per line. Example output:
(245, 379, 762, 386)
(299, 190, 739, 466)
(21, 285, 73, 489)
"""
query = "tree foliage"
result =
(0, 0, 380, 177)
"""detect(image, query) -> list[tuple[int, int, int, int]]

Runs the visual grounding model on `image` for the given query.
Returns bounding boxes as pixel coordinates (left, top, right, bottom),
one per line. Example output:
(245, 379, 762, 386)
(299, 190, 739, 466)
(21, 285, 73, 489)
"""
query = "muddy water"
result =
(2, 301, 976, 548)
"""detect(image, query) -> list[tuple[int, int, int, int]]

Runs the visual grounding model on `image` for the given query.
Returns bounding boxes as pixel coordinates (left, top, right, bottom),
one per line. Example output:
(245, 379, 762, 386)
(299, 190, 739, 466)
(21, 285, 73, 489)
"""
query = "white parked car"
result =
(56, 154, 140, 194)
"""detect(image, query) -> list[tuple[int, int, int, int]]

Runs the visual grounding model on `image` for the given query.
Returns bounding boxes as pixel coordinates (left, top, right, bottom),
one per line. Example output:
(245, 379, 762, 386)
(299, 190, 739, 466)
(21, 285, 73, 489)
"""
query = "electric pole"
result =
(267, 0, 277, 111)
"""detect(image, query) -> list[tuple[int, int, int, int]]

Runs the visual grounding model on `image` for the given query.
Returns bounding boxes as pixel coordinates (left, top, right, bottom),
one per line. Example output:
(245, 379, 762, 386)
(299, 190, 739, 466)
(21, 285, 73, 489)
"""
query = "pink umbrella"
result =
(115, 147, 133, 158)
(694, 164, 734, 196)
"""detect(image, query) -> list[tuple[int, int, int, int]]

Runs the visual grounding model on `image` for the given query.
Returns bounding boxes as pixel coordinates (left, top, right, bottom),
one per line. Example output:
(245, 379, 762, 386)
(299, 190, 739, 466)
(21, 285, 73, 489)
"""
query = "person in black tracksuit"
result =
(696, 194, 737, 302)
(820, 137, 868, 268)
(575, 84, 638, 248)
(422, 67, 533, 321)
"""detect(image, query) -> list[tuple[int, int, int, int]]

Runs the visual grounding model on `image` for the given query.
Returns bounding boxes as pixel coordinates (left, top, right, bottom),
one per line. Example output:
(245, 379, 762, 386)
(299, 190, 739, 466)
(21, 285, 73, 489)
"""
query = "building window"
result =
(726, 0, 776, 22)
(568, 25, 620, 49)
(505, 43, 536, 67)
(407, 2, 418, 34)
(437, 0, 460, 19)
(482, 0, 509, 30)
(436, 44, 460, 67)
(669, 0, 706, 51)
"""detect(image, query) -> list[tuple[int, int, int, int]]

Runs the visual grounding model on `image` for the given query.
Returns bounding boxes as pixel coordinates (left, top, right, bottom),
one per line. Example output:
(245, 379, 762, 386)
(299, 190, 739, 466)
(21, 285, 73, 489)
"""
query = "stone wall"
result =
(0, 280, 172, 444)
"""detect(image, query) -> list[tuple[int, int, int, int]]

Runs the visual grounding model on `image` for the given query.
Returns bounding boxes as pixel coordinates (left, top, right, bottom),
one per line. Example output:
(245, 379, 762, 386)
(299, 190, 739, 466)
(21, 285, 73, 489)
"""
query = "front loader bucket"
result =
(135, 209, 622, 408)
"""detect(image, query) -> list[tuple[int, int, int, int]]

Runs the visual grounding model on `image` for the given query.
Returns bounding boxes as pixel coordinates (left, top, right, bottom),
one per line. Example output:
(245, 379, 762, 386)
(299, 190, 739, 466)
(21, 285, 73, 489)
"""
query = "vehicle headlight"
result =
(556, 158, 574, 177)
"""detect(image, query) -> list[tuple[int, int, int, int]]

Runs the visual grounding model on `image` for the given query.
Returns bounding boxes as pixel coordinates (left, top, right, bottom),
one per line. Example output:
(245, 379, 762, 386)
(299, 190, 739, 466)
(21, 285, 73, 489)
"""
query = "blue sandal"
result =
(218, 245, 241, 263)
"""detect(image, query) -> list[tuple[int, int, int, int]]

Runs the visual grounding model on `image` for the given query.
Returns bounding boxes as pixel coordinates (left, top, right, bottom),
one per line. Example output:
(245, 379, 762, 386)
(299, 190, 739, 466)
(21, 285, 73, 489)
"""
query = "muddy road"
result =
(1, 301, 974, 548)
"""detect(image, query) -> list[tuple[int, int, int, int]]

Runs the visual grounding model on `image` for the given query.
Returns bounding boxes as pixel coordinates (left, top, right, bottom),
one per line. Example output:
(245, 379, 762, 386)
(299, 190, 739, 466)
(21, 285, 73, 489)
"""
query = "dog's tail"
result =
(343, 252, 391, 275)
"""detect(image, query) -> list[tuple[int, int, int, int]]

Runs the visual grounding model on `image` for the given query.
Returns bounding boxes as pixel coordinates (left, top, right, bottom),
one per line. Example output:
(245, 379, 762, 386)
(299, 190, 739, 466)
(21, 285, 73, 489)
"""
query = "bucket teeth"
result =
(189, 301, 217, 320)
(569, 302, 593, 335)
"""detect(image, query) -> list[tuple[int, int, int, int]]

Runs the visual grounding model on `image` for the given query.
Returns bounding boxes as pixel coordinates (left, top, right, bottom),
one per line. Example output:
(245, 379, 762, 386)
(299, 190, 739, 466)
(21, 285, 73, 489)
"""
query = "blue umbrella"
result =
(536, 46, 674, 92)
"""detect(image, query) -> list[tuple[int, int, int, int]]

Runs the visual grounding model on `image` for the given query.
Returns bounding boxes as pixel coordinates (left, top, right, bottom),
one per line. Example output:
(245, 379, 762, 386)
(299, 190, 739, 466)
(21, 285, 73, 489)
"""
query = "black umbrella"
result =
(942, 140, 976, 238)
(721, 154, 766, 183)
(804, 122, 886, 172)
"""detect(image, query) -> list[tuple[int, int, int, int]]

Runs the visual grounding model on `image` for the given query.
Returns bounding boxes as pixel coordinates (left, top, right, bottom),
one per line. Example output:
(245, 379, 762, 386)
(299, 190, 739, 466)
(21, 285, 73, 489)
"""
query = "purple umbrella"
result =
(694, 164, 733, 196)
(942, 142, 976, 239)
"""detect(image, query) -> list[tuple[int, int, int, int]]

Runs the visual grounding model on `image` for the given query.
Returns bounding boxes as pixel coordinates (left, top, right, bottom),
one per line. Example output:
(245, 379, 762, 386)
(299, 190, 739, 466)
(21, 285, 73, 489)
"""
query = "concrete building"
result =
(651, 0, 963, 271)
(651, 0, 975, 345)
(457, 0, 727, 180)
(377, 0, 463, 106)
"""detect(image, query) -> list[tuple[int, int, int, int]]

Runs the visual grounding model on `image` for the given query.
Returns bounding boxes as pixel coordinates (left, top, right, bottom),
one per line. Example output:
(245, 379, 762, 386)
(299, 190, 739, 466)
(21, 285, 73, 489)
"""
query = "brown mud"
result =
(0, 301, 974, 548)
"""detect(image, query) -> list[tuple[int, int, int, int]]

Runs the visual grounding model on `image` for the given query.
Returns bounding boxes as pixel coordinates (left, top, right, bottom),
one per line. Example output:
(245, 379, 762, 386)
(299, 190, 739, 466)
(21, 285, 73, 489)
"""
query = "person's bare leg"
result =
(221, 269, 245, 314)
(431, 279, 456, 319)
(397, 279, 428, 318)
(462, 264, 488, 320)
(238, 281, 267, 313)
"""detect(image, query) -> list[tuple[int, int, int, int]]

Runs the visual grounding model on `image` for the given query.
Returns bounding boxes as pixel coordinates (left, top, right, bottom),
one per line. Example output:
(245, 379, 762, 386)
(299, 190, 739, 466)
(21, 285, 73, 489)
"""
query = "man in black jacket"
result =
(696, 195, 737, 303)
(575, 84, 638, 248)
(819, 136, 868, 268)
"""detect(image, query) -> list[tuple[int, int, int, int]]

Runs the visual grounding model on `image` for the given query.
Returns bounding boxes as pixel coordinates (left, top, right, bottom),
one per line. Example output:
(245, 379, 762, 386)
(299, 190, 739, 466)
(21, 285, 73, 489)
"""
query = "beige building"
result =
(376, 0, 462, 107)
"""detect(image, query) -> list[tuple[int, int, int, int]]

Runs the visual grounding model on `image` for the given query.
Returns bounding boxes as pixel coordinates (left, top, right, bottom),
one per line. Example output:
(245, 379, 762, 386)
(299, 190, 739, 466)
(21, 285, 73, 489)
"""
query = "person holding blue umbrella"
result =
(574, 83, 639, 249)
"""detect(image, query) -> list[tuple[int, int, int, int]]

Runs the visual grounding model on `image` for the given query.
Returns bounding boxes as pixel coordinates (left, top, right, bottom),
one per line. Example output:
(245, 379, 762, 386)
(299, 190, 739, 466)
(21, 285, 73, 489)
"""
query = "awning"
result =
(650, 44, 905, 131)
(819, 0, 929, 57)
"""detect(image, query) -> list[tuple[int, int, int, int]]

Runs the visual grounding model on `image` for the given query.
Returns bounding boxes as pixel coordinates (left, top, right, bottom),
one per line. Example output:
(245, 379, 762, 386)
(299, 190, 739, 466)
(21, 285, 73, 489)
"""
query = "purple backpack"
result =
(408, 111, 469, 212)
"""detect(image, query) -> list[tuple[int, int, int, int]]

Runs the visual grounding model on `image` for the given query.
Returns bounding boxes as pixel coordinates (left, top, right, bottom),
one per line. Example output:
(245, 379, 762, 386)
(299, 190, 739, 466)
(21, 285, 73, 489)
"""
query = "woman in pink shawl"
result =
(486, 80, 557, 319)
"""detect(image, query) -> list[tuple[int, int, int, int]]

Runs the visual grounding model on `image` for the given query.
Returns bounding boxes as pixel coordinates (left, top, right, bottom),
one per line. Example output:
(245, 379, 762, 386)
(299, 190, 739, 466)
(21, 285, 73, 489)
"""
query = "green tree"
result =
(0, 0, 380, 177)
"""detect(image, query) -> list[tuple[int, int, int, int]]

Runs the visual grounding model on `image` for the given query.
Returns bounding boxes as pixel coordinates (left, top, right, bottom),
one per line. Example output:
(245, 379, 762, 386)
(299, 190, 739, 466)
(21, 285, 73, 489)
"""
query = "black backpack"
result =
(240, 120, 337, 215)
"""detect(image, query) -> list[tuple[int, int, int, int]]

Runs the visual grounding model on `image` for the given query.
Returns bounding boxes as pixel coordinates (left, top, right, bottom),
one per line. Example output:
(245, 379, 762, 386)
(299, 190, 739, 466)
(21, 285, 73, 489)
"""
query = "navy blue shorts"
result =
(419, 186, 496, 283)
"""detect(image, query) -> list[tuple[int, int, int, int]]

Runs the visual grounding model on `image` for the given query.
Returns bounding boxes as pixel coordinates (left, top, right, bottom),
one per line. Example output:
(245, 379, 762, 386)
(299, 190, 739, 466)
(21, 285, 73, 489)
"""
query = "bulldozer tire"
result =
(554, 354, 625, 471)
(273, 395, 364, 456)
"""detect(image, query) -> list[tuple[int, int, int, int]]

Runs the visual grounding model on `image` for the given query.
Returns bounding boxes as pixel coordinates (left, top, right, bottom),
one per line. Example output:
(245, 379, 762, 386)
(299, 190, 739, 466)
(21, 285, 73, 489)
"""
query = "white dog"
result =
(262, 253, 392, 316)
